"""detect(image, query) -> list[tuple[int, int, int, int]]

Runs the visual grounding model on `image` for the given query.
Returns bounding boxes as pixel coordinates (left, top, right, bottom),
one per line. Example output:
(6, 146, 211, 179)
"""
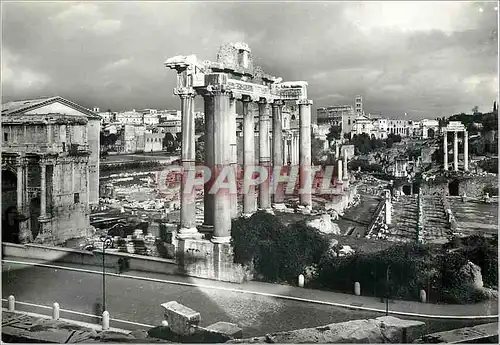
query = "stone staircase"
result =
(388, 195, 418, 242)
(421, 196, 449, 243)
(447, 197, 498, 236)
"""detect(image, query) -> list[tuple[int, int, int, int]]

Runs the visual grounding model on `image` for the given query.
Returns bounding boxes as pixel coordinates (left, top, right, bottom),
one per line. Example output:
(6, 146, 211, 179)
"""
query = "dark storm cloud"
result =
(2, 1, 498, 119)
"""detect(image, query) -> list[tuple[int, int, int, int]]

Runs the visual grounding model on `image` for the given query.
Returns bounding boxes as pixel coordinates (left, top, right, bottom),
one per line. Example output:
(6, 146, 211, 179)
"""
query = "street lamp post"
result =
(385, 264, 391, 316)
(99, 235, 113, 313)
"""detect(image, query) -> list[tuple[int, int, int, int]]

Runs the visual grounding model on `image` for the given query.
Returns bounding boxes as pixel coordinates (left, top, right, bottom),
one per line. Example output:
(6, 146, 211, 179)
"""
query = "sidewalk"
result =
(3, 256, 498, 319)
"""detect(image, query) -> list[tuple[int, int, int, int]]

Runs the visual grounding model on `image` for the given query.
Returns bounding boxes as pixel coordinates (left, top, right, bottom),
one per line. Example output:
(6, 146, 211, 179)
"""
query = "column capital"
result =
(175, 87, 196, 98)
(297, 99, 313, 106)
(272, 100, 285, 107)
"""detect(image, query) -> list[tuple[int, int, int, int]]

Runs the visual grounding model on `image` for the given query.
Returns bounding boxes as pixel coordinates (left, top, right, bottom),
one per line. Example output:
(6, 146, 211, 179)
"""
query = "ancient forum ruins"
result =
(166, 42, 317, 242)
(443, 121, 468, 172)
(164, 43, 347, 280)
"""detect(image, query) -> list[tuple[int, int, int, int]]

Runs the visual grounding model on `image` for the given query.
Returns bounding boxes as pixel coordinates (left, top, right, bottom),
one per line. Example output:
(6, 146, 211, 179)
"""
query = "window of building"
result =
(62, 142, 66, 151)
(348, 120, 351, 125)
(4, 132, 8, 142)
(74, 193, 80, 203)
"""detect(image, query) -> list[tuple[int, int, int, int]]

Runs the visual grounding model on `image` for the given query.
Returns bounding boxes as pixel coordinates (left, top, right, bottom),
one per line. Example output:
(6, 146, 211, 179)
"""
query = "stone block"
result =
(205, 321, 243, 339)
(161, 301, 200, 336)
(375, 316, 425, 343)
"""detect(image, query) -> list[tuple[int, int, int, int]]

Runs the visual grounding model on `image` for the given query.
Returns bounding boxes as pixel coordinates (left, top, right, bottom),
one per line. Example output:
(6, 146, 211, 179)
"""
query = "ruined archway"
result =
(2, 170, 19, 243)
(427, 128, 435, 138)
(448, 179, 460, 196)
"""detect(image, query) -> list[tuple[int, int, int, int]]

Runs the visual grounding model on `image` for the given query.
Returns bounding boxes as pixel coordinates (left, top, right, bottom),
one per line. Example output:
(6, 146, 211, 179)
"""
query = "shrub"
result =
(231, 212, 329, 284)
(314, 243, 432, 299)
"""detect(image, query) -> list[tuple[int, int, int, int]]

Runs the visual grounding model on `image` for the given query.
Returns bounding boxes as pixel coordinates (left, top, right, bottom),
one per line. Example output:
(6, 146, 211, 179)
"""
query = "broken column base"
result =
(176, 238, 253, 283)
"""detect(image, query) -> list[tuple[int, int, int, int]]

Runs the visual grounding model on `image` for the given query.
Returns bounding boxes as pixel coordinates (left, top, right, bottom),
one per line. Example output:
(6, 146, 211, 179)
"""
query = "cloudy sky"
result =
(2, 1, 498, 119)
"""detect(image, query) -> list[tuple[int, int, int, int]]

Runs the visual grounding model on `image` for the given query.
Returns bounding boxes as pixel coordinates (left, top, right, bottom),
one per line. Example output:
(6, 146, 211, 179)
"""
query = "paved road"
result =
(2, 262, 382, 337)
(2, 261, 496, 337)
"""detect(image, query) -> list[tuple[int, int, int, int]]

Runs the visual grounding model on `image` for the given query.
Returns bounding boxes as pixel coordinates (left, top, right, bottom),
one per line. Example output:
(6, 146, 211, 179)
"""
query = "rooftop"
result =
(2, 96, 100, 120)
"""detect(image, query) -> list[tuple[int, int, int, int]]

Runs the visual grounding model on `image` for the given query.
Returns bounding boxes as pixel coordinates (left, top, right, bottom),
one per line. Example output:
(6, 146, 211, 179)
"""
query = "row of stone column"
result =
(443, 129, 468, 172)
(176, 78, 313, 244)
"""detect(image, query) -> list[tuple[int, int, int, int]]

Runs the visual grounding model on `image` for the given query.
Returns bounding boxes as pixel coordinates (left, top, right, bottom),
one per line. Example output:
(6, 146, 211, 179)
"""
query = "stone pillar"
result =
(86, 164, 90, 207)
(258, 100, 271, 210)
(337, 159, 343, 182)
(178, 89, 201, 239)
(203, 94, 215, 230)
(242, 98, 256, 216)
(203, 75, 232, 243)
(16, 161, 23, 213)
(453, 131, 458, 172)
(298, 100, 313, 208)
(40, 161, 47, 218)
(443, 129, 448, 171)
(283, 137, 289, 165)
(463, 130, 469, 171)
(335, 142, 340, 159)
(385, 189, 392, 225)
(229, 97, 238, 219)
(343, 152, 348, 181)
(272, 101, 284, 205)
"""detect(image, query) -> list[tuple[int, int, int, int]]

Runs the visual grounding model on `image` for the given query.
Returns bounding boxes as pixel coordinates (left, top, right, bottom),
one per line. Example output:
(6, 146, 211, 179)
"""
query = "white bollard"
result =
(52, 302, 60, 320)
(8, 295, 15, 311)
(102, 310, 110, 330)
(420, 289, 427, 303)
(354, 282, 361, 296)
(298, 274, 305, 288)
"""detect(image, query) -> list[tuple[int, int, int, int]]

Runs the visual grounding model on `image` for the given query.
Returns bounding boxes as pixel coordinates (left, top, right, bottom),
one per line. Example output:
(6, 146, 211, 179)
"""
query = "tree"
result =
(326, 125, 341, 143)
(493, 101, 497, 113)
(195, 118, 205, 134)
(472, 105, 479, 114)
(196, 134, 205, 163)
(311, 131, 326, 164)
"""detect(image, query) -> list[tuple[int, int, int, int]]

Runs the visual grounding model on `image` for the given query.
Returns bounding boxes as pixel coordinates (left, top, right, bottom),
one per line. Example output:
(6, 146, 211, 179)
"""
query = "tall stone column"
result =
(202, 95, 215, 230)
(337, 159, 343, 182)
(178, 89, 201, 239)
(298, 99, 313, 209)
(40, 160, 47, 219)
(453, 131, 458, 171)
(258, 100, 271, 210)
(203, 75, 232, 243)
(243, 98, 256, 216)
(229, 97, 238, 219)
(16, 161, 24, 213)
(463, 130, 469, 171)
(443, 129, 448, 171)
(343, 152, 348, 181)
(86, 164, 90, 207)
(283, 137, 288, 165)
(272, 101, 284, 205)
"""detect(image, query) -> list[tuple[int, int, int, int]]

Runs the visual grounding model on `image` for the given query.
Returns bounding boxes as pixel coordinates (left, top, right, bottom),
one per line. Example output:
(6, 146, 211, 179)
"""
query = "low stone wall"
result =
(2, 242, 178, 275)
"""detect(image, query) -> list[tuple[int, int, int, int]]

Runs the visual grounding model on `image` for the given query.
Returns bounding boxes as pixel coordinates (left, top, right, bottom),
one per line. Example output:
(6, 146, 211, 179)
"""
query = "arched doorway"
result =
(427, 128, 435, 138)
(448, 179, 460, 196)
(402, 185, 412, 195)
(30, 197, 41, 239)
(2, 169, 19, 243)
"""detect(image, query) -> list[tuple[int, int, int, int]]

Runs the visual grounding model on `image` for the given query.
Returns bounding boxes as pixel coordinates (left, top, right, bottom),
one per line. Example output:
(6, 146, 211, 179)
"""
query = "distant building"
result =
(387, 119, 410, 136)
(140, 109, 160, 126)
(144, 132, 164, 152)
(355, 95, 363, 115)
(1, 96, 100, 244)
(158, 119, 182, 134)
(115, 109, 143, 125)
